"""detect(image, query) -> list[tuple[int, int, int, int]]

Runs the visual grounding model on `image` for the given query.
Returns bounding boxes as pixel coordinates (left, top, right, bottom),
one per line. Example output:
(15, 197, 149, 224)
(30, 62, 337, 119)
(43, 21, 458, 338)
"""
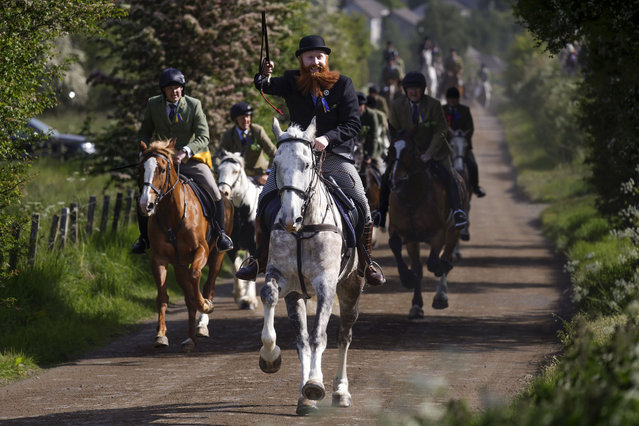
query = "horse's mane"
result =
(220, 149, 246, 168)
(278, 123, 314, 144)
(144, 139, 176, 159)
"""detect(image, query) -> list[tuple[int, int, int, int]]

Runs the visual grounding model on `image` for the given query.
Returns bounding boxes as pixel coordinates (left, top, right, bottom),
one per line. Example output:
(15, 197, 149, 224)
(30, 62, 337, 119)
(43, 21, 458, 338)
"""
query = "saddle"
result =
(182, 175, 215, 243)
(257, 180, 361, 249)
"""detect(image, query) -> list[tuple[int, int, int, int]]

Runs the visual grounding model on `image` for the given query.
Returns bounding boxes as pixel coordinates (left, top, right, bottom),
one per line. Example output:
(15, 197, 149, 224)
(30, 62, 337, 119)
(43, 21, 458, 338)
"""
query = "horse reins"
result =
(142, 152, 188, 264)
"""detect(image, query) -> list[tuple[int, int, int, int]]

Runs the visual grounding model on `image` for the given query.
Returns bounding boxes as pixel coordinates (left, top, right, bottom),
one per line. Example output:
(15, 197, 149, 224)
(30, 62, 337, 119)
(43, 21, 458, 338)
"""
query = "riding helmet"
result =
(159, 67, 186, 90)
(356, 91, 367, 105)
(401, 71, 427, 89)
(230, 102, 253, 121)
(445, 86, 461, 99)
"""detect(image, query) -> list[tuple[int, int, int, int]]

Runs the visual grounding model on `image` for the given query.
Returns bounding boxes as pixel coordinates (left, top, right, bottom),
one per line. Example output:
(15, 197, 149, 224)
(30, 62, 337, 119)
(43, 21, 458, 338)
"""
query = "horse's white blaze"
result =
(139, 157, 159, 214)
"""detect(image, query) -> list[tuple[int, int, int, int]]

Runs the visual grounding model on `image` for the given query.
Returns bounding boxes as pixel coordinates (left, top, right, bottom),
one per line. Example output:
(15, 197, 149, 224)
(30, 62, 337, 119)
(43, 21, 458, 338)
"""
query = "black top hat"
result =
(295, 35, 331, 57)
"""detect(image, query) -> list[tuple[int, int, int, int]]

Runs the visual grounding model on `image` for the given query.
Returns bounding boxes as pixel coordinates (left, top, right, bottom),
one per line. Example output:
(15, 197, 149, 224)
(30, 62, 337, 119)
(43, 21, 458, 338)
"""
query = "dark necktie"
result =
(412, 103, 419, 124)
(169, 104, 176, 123)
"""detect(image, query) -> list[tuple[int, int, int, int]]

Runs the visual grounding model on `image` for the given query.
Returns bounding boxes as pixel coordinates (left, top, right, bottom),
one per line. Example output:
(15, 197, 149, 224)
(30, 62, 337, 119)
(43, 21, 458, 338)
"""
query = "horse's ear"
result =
(304, 117, 317, 141)
(168, 138, 177, 149)
(139, 141, 147, 152)
(272, 117, 283, 140)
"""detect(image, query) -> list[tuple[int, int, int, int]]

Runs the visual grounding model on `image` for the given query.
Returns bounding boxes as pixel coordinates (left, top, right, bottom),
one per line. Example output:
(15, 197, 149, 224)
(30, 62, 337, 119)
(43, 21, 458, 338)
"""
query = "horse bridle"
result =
(275, 137, 321, 218)
(142, 152, 181, 204)
(217, 156, 242, 191)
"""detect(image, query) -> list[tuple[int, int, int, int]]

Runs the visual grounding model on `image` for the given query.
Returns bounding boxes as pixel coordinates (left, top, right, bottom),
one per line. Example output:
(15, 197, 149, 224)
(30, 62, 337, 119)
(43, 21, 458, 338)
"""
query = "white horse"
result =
(258, 117, 363, 416)
(216, 150, 261, 310)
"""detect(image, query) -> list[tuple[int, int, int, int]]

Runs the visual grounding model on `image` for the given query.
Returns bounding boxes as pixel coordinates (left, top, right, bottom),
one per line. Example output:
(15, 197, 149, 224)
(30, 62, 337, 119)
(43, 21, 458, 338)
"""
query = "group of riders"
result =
(131, 34, 486, 288)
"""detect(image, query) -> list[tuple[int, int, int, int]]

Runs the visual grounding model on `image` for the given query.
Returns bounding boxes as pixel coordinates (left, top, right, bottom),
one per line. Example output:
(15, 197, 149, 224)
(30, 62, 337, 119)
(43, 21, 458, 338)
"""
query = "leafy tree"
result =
(0, 1, 124, 283)
(512, 0, 639, 220)
(89, 0, 309, 181)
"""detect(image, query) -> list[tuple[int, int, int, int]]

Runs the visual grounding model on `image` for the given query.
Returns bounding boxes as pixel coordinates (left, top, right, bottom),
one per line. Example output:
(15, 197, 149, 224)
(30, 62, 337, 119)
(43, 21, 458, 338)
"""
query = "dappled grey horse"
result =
(258, 118, 363, 416)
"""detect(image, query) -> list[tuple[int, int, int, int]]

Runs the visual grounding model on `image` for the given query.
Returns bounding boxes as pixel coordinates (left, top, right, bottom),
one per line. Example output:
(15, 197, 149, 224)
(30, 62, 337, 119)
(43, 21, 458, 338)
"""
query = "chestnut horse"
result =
(387, 136, 466, 319)
(138, 139, 233, 351)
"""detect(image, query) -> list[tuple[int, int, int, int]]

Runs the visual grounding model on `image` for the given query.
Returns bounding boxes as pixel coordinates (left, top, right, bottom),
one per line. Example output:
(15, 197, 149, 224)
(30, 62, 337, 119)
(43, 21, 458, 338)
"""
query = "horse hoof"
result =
(239, 300, 255, 310)
(259, 354, 282, 374)
(302, 379, 326, 401)
(202, 300, 215, 314)
(408, 305, 424, 320)
(332, 392, 352, 408)
(180, 338, 196, 353)
(196, 326, 209, 338)
(432, 297, 449, 310)
(154, 335, 169, 348)
(296, 397, 318, 416)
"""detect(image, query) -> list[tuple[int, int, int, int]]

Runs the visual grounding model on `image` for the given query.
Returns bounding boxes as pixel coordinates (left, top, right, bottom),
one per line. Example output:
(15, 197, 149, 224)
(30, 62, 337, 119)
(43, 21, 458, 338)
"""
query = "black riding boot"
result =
(466, 150, 486, 197)
(235, 216, 269, 280)
(439, 165, 468, 230)
(214, 199, 233, 252)
(358, 221, 385, 286)
(376, 172, 391, 229)
(131, 209, 149, 254)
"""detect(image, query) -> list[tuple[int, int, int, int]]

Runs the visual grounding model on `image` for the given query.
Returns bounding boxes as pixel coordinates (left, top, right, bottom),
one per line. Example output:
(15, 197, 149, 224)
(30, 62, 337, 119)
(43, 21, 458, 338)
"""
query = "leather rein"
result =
(141, 152, 189, 265)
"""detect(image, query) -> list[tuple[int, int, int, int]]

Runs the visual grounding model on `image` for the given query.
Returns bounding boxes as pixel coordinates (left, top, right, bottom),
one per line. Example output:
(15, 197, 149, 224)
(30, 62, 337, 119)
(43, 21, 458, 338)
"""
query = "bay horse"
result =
(387, 135, 466, 319)
(258, 117, 363, 416)
(217, 149, 261, 310)
(138, 138, 233, 351)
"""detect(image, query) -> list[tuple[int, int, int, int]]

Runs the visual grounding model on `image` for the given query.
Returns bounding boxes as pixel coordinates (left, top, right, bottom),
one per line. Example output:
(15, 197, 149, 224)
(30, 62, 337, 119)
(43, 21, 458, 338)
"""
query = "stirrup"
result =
(453, 209, 468, 230)
(216, 233, 234, 252)
(368, 260, 385, 282)
(237, 256, 258, 271)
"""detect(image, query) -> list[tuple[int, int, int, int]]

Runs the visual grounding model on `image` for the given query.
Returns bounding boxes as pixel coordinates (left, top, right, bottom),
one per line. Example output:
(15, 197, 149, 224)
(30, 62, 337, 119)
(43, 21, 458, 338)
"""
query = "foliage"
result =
(502, 32, 586, 165)
(416, 0, 470, 60)
(89, 0, 309, 182)
(0, 0, 125, 293)
(512, 0, 639, 221)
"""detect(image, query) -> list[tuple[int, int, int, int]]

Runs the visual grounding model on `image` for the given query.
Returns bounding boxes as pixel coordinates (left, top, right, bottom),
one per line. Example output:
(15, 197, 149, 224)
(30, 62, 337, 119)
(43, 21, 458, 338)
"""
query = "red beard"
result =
(296, 61, 340, 97)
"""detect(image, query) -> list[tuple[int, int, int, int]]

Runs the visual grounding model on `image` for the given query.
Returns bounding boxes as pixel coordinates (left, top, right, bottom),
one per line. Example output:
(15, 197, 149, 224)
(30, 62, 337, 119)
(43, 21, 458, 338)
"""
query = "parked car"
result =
(26, 118, 96, 156)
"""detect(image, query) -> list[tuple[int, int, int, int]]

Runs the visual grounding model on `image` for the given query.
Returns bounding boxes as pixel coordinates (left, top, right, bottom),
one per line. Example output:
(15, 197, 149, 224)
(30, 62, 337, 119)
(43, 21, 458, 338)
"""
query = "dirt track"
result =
(0, 106, 569, 424)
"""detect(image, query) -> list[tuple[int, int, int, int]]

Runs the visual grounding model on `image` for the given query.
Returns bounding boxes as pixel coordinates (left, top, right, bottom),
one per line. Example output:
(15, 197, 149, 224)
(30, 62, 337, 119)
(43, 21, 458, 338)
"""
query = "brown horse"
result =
(138, 139, 233, 351)
(387, 136, 466, 319)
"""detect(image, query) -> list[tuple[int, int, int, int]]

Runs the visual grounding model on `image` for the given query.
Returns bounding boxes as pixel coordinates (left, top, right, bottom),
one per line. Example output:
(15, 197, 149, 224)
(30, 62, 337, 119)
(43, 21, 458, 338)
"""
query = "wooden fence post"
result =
(58, 207, 69, 250)
(100, 195, 110, 233)
(48, 215, 60, 250)
(9, 224, 21, 270)
(112, 192, 123, 233)
(124, 189, 134, 226)
(28, 213, 39, 266)
(69, 202, 78, 244)
(86, 195, 96, 237)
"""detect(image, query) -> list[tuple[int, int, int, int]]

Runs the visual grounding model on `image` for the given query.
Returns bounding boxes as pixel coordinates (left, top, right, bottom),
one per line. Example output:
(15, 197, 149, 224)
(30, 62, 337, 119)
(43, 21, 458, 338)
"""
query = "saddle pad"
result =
(332, 195, 357, 248)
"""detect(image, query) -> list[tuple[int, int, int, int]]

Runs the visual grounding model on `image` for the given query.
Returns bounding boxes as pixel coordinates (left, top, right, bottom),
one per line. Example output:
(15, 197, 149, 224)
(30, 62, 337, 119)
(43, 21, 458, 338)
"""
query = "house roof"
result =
(391, 8, 422, 27)
(344, 0, 390, 19)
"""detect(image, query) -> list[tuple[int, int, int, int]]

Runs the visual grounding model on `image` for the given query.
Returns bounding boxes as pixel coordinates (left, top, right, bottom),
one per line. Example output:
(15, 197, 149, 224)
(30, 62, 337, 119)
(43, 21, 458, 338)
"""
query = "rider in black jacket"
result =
(235, 35, 385, 287)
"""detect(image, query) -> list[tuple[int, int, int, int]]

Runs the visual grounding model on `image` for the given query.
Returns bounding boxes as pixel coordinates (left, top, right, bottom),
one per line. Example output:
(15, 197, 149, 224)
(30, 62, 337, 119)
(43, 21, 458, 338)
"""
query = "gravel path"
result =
(0, 106, 569, 424)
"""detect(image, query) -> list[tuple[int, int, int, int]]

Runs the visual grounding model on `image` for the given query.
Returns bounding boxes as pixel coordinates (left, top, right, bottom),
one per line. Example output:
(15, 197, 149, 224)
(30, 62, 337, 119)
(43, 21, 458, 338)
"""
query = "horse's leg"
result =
(432, 231, 458, 310)
(332, 273, 364, 408)
(151, 257, 170, 348)
(389, 232, 419, 289)
(432, 273, 449, 310)
(406, 242, 424, 320)
(195, 249, 224, 339)
(302, 278, 337, 405)
(259, 275, 282, 374)
(284, 293, 316, 416)
(173, 265, 198, 352)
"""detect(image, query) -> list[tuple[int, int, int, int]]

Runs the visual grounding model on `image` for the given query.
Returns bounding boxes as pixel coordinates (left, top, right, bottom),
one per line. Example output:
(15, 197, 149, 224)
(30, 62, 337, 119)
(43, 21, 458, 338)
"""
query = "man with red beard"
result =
(235, 35, 385, 287)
